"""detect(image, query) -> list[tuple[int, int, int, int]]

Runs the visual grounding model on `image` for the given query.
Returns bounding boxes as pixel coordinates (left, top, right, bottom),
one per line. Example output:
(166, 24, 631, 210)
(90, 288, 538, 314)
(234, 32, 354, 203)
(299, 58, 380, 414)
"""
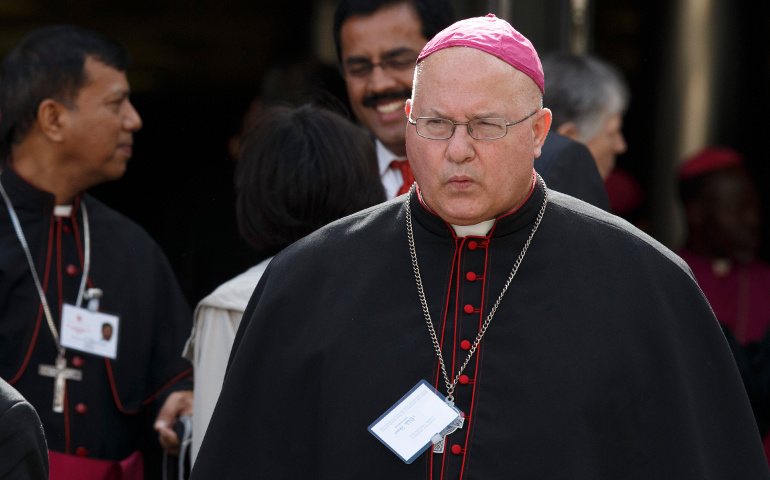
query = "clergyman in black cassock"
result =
(0, 164, 194, 470)
(191, 14, 770, 480)
(0, 25, 193, 478)
(192, 182, 769, 479)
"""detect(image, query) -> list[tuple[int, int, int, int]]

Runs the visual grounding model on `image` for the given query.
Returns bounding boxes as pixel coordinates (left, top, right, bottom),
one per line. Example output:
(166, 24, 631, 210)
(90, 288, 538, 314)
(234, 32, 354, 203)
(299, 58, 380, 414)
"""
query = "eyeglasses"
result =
(408, 110, 538, 140)
(344, 51, 418, 78)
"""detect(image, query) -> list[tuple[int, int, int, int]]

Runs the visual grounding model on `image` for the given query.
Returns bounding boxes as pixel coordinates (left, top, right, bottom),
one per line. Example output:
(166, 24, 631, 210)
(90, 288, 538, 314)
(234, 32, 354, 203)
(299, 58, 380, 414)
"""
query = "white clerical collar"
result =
(451, 220, 495, 237)
(53, 205, 73, 217)
(415, 188, 495, 237)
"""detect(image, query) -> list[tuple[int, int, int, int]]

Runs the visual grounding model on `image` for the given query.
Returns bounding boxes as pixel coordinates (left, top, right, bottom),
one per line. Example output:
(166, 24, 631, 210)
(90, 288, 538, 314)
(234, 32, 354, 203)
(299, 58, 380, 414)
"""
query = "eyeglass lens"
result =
(417, 118, 508, 140)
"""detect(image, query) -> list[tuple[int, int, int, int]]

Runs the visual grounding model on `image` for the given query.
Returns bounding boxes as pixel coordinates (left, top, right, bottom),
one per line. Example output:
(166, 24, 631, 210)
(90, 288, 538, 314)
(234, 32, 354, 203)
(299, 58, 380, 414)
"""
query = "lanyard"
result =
(0, 172, 91, 353)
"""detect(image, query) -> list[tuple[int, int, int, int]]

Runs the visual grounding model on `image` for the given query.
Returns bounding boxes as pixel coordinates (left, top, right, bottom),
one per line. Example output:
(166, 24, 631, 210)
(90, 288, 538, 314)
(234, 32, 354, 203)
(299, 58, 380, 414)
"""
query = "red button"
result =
(460, 340, 471, 350)
(466, 272, 477, 282)
(65, 264, 79, 276)
(459, 375, 470, 385)
(451, 444, 463, 455)
(467, 241, 478, 251)
(71, 356, 84, 368)
(62, 225, 73, 234)
(76, 447, 88, 457)
(463, 304, 474, 314)
(76, 403, 87, 414)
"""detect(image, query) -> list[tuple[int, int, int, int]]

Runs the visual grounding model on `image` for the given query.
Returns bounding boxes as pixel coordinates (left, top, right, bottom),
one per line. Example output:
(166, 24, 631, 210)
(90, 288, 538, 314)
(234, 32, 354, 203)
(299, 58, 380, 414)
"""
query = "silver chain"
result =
(0, 172, 91, 353)
(405, 177, 548, 403)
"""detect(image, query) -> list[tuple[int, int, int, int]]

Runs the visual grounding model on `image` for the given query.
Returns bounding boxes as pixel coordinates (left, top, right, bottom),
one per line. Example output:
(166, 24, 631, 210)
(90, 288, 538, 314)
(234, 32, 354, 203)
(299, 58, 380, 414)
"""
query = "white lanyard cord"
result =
(0, 172, 91, 350)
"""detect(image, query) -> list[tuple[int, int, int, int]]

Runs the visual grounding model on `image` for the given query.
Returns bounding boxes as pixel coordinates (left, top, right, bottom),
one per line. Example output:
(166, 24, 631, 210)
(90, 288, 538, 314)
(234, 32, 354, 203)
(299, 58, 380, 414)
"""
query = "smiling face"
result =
(340, 3, 427, 156)
(60, 56, 142, 188)
(405, 47, 551, 225)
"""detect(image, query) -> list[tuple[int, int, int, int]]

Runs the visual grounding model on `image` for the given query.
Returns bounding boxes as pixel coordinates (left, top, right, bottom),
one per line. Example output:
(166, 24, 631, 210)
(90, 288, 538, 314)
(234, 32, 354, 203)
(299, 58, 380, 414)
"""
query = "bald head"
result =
(412, 47, 542, 113)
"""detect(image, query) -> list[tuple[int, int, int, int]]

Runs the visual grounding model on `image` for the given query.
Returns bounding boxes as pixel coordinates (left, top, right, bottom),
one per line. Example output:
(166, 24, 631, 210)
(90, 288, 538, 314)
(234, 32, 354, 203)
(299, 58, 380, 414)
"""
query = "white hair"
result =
(542, 53, 630, 142)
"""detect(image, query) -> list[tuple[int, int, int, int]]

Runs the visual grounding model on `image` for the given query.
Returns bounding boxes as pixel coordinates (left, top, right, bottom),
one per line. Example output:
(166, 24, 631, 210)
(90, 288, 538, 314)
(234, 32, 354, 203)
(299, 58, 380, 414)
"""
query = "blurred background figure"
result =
(534, 130, 610, 211)
(604, 167, 650, 232)
(677, 146, 770, 345)
(334, 0, 456, 198)
(542, 52, 629, 181)
(677, 146, 770, 464)
(183, 103, 385, 465)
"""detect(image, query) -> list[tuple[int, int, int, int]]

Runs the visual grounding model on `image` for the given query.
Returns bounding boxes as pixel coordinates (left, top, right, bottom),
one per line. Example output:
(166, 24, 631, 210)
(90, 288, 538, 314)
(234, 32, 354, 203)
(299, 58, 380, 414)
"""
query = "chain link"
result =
(405, 177, 548, 403)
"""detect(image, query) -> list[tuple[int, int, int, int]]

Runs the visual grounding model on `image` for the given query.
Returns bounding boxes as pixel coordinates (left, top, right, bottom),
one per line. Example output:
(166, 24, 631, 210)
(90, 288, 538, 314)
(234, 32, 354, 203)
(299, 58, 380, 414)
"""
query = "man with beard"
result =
(334, 0, 609, 211)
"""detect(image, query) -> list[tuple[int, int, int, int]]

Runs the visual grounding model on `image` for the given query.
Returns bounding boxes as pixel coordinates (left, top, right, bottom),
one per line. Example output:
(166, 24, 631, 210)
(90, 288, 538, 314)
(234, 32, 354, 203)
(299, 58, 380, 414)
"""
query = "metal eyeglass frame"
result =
(408, 110, 538, 140)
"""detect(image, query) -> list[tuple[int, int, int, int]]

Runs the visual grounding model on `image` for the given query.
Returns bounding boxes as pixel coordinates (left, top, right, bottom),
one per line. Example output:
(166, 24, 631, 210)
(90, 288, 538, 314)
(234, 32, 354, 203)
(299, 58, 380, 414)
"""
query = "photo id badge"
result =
(368, 380, 462, 464)
(60, 303, 119, 359)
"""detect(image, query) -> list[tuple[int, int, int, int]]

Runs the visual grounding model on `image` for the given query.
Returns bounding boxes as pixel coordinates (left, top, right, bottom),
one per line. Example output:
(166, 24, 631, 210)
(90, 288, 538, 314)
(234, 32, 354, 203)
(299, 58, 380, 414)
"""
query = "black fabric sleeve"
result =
(0, 390, 49, 480)
(536, 133, 610, 211)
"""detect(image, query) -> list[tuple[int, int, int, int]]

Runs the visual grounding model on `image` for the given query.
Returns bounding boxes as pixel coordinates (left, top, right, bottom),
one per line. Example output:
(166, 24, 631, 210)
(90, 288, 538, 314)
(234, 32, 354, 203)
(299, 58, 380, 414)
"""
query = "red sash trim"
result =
(49, 450, 144, 480)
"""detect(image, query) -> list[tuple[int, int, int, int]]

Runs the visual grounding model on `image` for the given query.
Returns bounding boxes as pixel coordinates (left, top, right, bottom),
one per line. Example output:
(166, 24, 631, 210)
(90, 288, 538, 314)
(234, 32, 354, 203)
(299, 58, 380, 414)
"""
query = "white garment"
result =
(182, 257, 273, 465)
(376, 140, 406, 199)
(451, 220, 495, 237)
(416, 187, 495, 237)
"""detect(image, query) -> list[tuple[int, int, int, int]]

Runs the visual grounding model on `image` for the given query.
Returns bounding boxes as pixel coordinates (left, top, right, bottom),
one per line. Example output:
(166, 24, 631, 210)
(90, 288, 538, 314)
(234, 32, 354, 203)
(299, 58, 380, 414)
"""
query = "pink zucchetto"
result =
(416, 14, 544, 94)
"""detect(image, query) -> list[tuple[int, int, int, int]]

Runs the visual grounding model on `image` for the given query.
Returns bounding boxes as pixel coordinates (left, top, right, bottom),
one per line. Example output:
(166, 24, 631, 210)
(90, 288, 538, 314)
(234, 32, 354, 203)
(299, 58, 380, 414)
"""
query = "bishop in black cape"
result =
(191, 178, 770, 480)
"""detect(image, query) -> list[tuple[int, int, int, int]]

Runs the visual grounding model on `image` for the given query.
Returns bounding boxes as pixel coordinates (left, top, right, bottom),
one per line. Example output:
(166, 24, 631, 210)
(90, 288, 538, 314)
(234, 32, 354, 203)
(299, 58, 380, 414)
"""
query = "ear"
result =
(405, 99, 412, 119)
(555, 121, 580, 141)
(36, 99, 68, 143)
(532, 108, 552, 158)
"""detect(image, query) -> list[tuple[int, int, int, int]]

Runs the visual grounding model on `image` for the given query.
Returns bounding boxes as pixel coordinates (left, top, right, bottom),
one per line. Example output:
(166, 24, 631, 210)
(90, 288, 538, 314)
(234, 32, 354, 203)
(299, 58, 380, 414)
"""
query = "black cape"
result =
(0, 164, 193, 470)
(0, 377, 48, 480)
(192, 176, 768, 479)
(535, 132, 610, 211)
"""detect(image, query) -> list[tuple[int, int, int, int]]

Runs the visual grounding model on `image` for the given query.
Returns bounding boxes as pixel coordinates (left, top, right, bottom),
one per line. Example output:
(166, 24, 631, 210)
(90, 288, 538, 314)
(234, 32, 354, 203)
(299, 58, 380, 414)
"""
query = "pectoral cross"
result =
(432, 415, 465, 454)
(38, 353, 82, 413)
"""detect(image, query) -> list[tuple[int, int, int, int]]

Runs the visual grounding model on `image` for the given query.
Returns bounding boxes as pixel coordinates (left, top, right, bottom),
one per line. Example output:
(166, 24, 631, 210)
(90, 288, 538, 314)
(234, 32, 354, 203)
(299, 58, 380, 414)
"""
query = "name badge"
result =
(60, 303, 119, 359)
(368, 380, 462, 464)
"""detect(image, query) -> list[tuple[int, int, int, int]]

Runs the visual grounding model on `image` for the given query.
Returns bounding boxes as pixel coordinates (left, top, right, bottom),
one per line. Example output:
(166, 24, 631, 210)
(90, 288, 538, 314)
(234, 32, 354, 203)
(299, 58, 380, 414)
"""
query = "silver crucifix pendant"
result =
(433, 415, 465, 453)
(38, 353, 83, 413)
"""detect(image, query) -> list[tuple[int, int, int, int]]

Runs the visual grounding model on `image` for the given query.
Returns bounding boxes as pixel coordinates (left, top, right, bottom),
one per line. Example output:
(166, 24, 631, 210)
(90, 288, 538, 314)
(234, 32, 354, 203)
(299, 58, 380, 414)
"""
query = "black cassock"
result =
(535, 132, 610, 211)
(0, 164, 193, 474)
(193, 175, 769, 479)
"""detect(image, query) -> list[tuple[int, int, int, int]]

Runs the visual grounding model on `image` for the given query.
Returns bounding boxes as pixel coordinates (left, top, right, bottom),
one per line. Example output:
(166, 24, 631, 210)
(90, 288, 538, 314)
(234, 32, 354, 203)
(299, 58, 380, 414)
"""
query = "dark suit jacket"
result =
(536, 133, 610, 211)
(0, 378, 49, 480)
